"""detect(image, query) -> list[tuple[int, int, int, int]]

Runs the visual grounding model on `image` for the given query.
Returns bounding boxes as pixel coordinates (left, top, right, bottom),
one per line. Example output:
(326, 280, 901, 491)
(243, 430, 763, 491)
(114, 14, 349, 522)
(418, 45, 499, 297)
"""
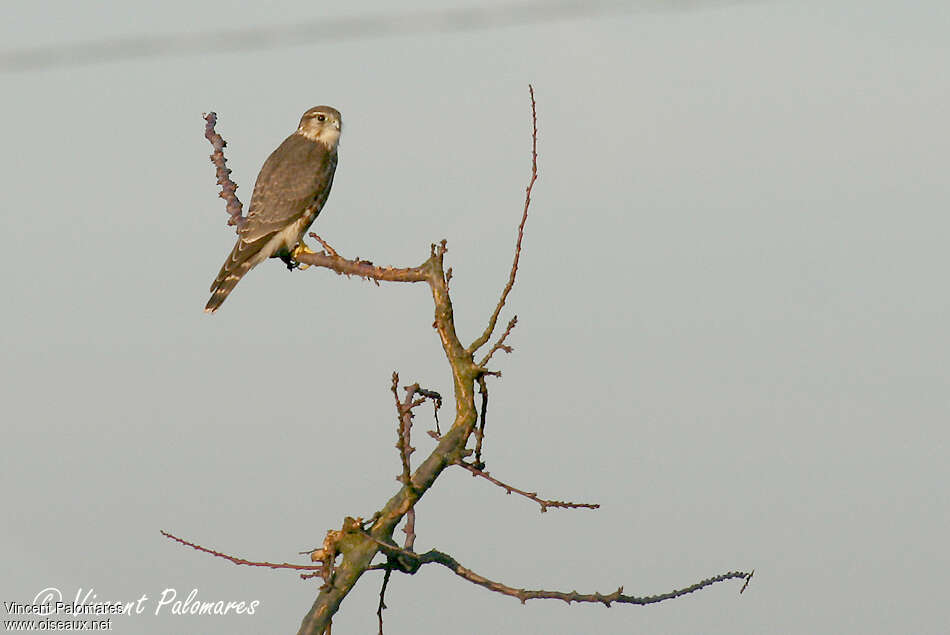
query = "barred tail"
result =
(205, 267, 251, 313)
(205, 239, 260, 313)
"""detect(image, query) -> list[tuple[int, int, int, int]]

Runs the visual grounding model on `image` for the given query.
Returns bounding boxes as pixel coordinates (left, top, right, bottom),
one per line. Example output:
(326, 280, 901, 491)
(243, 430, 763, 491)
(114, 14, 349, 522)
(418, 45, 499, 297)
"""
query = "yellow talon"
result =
(292, 240, 317, 270)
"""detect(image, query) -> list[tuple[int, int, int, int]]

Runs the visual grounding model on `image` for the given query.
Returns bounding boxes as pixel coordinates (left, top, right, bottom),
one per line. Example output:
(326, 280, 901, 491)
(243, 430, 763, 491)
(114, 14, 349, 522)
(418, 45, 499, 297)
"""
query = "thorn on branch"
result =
(202, 112, 245, 230)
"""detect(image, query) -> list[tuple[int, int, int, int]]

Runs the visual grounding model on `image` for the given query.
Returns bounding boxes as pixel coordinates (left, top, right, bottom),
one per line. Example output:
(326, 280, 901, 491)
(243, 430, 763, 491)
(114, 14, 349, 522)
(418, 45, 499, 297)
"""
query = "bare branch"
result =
(391, 373, 413, 487)
(293, 247, 428, 284)
(423, 551, 752, 606)
(202, 112, 245, 230)
(469, 85, 538, 354)
(740, 569, 754, 593)
(478, 315, 518, 368)
(160, 530, 324, 577)
(376, 567, 392, 635)
(370, 539, 752, 606)
(473, 375, 489, 468)
(457, 461, 599, 513)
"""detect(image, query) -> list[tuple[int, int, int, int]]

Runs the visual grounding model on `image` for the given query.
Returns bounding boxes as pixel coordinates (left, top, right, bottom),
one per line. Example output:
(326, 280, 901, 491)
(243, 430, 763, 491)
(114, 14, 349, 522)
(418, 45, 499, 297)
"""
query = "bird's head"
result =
(297, 106, 342, 150)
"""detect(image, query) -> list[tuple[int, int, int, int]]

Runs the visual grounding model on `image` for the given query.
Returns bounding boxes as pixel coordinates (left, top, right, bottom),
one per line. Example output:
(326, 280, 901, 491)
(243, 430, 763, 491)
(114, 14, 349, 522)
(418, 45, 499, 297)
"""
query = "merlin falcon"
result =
(205, 106, 342, 313)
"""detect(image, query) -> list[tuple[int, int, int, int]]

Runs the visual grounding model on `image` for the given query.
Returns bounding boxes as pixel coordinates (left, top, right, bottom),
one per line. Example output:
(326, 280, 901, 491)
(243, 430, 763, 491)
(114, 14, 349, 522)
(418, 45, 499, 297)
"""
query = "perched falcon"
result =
(205, 105, 342, 313)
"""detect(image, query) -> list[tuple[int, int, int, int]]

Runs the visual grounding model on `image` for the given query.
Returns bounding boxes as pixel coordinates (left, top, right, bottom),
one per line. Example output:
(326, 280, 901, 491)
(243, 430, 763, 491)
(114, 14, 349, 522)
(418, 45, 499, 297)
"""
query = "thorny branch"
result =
(391, 376, 444, 489)
(294, 248, 427, 284)
(456, 461, 600, 513)
(472, 316, 517, 466)
(368, 537, 753, 606)
(467, 86, 535, 470)
(479, 315, 518, 368)
(376, 567, 392, 635)
(391, 373, 414, 488)
(203, 112, 245, 230)
(468, 84, 538, 355)
(183, 87, 751, 635)
(161, 530, 324, 577)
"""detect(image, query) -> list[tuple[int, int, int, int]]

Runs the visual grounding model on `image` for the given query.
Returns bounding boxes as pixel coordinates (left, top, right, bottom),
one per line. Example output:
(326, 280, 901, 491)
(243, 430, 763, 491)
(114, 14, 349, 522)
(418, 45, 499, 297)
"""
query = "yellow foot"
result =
(291, 241, 317, 270)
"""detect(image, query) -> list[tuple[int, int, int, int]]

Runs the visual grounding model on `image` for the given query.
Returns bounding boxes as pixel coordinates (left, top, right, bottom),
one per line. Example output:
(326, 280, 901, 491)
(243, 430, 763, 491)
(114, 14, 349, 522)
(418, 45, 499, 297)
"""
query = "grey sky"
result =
(2, 1, 948, 633)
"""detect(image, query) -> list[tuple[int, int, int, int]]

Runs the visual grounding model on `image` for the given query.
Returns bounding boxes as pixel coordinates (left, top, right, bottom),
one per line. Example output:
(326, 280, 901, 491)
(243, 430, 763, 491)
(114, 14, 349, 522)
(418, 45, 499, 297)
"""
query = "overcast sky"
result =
(2, 1, 948, 633)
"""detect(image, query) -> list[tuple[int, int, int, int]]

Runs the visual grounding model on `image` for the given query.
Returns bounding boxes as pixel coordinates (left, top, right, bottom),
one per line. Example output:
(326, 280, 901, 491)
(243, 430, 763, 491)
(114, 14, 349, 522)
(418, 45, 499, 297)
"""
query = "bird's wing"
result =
(240, 133, 336, 243)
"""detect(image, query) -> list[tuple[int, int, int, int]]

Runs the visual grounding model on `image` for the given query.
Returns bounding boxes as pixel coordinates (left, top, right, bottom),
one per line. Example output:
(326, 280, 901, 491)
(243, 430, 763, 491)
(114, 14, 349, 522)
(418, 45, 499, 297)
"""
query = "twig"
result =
(392, 379, 442, 488)
(468, 84, 538, 354)
(391, 373, 413, 487)
(456, 461, 599, 513)
(415, 387, 442, 403)
(376, 567, 392, 635)
(473, 376, 489, 468)
(161, 530, 324, 576)
(292, 249, 428, 284)
(369, 539, 752, 606)
(740, 569, 754, 593)
(309, 232, 340, 258)
(478, 316, 518, 368)
(202, 112, 245, 230)
(416, 387, 442, 436)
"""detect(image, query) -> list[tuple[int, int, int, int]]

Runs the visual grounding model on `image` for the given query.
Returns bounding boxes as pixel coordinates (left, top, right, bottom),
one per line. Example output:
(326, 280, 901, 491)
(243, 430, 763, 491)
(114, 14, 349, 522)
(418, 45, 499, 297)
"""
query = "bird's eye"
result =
(316, 114, 326, 122)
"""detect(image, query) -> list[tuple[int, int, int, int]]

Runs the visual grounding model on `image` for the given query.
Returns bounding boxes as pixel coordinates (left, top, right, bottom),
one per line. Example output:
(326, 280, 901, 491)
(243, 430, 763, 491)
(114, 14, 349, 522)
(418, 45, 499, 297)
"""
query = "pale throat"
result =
(298, 125, 341, 150)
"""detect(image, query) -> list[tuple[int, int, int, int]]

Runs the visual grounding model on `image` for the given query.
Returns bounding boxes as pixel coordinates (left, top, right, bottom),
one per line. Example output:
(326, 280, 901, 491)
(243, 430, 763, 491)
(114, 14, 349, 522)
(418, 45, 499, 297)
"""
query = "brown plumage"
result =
(205, 106, 342, 313)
